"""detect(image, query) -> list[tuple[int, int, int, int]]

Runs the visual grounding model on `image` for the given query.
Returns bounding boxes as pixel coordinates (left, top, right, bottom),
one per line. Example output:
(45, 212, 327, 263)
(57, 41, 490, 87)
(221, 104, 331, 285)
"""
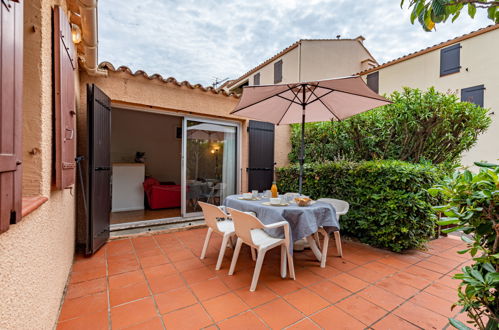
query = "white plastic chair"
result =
(227, 208, 295, 292)
(317, 198, 349, 261)
(199, 201, 236, 270)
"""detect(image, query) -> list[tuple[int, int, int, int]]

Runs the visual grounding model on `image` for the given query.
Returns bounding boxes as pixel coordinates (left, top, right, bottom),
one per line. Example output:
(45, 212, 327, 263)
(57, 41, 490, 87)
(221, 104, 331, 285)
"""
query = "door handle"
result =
(95, 166, 111, 171)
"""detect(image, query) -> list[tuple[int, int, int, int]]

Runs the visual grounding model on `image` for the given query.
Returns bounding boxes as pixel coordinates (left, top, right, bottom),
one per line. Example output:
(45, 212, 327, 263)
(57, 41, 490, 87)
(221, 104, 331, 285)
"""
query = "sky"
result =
(98, 0, 491, 87)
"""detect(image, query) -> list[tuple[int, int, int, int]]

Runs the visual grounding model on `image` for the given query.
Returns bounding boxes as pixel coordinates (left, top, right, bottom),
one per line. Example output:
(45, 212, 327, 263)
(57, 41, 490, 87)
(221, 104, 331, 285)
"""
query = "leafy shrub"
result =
(429, 162, 499, 329)
(288, 87, 491, 165)
(276, 160, 444, 252)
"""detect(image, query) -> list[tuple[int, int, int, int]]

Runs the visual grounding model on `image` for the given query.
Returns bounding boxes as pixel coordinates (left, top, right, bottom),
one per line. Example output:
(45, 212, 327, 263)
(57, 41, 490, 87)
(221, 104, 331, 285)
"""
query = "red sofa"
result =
(143, 178, 181, 209)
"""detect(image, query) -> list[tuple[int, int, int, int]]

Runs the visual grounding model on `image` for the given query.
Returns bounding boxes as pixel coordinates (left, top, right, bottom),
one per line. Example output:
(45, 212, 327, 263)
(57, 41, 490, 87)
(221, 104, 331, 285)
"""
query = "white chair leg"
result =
(334, 231, 343, 257)
(280, 245, 287, 278)
(314, 232, 320, 247)
(216, 233, 230, 270)
(250, 248, 267, 292)
(228, 238, 243, 275)
(200, 227, 213, 260)
(250, 247, 257, 261)
(285, 244, 296, 280)
(320, 229, 329, 268)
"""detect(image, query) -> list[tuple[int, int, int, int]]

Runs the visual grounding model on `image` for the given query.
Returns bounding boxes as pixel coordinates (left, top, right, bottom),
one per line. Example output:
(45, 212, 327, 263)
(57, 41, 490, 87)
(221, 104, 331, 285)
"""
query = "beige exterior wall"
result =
(0, 1, 77, 329)
(361, 28, 499, 166)
(226, 39, 376, 168)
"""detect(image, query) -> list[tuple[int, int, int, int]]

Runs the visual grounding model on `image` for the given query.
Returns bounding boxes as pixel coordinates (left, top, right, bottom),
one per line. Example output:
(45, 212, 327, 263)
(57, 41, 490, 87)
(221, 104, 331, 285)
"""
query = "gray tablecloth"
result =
(224, 195, 339, 243)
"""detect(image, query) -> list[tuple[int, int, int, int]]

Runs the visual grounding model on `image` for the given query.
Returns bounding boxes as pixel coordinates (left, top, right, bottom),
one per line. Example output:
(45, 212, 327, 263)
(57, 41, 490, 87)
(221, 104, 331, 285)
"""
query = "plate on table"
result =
(262, 202, 289, 207)
(238, 197, 261, 201)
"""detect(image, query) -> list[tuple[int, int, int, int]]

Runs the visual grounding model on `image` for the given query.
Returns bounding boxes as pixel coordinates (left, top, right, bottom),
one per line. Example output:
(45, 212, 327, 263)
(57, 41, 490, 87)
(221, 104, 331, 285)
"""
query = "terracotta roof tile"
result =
(357, 24, 499, 75)
(98, 62, 239, 98)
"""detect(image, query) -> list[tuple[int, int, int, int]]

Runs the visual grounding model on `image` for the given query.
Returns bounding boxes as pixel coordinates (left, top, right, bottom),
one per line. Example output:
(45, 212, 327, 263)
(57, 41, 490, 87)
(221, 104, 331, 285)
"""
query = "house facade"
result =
(223, 38, 378, 167)
(359, 25, 499, 166)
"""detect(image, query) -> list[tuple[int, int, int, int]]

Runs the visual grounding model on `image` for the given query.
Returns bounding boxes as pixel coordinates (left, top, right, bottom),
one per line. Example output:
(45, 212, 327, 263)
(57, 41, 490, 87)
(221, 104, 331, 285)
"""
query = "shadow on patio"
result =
(57, 228, 473, 329)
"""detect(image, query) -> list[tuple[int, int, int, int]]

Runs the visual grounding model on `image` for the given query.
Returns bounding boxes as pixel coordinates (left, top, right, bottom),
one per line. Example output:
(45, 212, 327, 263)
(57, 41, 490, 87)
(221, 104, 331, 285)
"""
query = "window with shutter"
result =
(440, 43, 461, 76)
(253, 73, 260, 86)
(366, 72, 379, 93)
(54, 6, 77, 189)
(274, 60, 282, 84)
(0, 0, 23, 233)
(461, 85, 485, 107)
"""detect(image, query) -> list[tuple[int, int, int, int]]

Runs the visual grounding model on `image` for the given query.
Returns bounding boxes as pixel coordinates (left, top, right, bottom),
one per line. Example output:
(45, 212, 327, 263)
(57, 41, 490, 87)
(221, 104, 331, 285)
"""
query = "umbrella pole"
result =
(298, 84, 306, 195)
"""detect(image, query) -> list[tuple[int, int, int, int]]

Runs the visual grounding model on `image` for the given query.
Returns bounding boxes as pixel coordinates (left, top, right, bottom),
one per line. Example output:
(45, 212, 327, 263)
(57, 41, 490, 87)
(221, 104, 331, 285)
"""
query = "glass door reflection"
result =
(184, 120, 237, 214)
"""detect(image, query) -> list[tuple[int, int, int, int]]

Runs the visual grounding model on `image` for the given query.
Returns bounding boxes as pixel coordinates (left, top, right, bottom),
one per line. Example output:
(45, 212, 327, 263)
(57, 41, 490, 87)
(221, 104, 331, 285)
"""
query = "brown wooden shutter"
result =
(54, 6, 77, 189)
(0, 0, 23, 232)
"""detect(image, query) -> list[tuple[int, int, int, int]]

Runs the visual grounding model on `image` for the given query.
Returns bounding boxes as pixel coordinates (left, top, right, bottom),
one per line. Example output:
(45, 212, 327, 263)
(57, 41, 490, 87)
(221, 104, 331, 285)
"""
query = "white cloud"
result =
(98, 0, 491, 86)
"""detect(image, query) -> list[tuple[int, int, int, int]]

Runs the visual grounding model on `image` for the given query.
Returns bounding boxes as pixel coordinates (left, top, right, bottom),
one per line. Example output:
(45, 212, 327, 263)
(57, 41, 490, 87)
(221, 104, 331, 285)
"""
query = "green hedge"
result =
(276, 160, 444, 252)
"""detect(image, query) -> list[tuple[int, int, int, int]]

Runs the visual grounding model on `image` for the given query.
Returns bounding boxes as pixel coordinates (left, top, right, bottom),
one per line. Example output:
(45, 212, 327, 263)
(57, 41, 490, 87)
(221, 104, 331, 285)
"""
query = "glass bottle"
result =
(271, 181, 278, 198)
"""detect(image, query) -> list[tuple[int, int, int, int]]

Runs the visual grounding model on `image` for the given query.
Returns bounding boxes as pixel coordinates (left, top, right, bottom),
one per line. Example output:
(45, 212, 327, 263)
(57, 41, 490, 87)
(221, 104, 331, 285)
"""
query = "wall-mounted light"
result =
(71, 24, 82, 44)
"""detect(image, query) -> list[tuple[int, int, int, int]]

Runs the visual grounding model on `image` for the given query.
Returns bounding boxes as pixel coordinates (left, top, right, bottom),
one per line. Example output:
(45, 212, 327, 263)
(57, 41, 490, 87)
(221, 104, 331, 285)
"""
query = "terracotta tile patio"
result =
(57, 228, 474, 329)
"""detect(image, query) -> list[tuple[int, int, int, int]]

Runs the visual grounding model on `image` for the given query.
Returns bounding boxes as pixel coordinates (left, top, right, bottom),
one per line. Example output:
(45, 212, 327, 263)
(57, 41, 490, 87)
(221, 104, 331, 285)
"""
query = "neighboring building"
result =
(224, 38, 378, 166)
(359, 24, 499, 166)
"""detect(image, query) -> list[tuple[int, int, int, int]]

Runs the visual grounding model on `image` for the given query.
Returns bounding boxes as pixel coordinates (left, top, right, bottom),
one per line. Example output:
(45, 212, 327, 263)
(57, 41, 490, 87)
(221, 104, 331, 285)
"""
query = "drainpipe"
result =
(78, 0, 107, 76)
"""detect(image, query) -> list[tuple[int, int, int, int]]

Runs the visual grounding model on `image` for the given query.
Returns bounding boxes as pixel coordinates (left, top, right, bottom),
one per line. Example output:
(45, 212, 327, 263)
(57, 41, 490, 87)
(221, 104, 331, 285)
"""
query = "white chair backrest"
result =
(198, 201, 229, 233)
(318, 198, 350, 215)
(227, 208, 264, 247)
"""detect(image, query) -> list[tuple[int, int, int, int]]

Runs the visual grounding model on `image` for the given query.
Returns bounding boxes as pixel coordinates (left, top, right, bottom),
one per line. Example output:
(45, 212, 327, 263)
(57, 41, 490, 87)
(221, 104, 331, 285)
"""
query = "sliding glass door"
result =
(182, 118, 238, 216)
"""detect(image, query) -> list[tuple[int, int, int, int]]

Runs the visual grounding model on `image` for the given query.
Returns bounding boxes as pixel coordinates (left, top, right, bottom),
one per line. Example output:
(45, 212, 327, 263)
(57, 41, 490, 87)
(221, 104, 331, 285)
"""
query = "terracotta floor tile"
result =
(202, 292, 249, 322)
(138, 254, 169, 269)
(107, 239, 134, 256)
(404, 265, 442, 282)
(424, 283, 458, 303)
(143, 263, 177, 280)
(72, 258, 106, 273)
(108, 258, 140, 276)
(410, 291, 455, 318)
(135, 247, 163, 258)
(163, 303, 213, 329)
(309, 265, 343, 279)
(327, 258, 358, 272)
(264, 276, 303, 296)
(357, 285, 405, 311)
(294, 268, 325, 287)
(371, 314, 420, 329)
(154, 286, 197, 314)
(166, 248, 196, 262)
(416, 259, 454, 274)
(284, 288, 330, 315)
(218, 271, 254, 290)
(110, 280, 150, 307)
(348, 266, 387, 283)
(57, 310, 108, 330)
(65, 277, 107, 299)
(234, 285, 278, 308)
(190, 277, 230, 301)
(363, 261, 398, 276)
(70, 266, 107, 284)
(393, 301, 449, 329)
(286, 318, 321, 329)
(377, 256, 412, 270)
(181, 266, 217, 285)
(122, 316, 164, 330)
(375, 277, 420, 299)
(59, 292, 108, 321)
(329, 272, 369, 292)
(309, 280, 351, 303)
(390, 271, 431, 290)
(254, 298, 303, 329)
(217, 311, 267, 330)
(344, 252, 379, 265)
(336, 295, 387, 326)
(147, 273, 185, 294)
(436, 275, 460, 289)
(109, 270, 146, 290)
(311, 305, 366, 330)
(111, 297, 157, 329)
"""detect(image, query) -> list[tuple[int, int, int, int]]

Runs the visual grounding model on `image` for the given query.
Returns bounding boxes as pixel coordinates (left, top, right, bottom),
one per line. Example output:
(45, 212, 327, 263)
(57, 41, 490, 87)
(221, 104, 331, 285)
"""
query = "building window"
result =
(440, 43, 461, 76)
(461, 85, 485, 107)
(253, 73, 260, 86)
(366, 72, 379, 93)
(274, 60, 282, 84)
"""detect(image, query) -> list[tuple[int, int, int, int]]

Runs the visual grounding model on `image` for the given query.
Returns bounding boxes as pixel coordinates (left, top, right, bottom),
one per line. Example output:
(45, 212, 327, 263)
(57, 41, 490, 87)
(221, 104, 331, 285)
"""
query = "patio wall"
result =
(0, 1, 76, 329)
(360, 26, 499, 167)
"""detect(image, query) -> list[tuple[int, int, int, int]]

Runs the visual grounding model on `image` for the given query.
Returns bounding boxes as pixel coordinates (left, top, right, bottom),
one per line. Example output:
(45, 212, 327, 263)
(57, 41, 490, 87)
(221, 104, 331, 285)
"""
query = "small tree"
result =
(401, 0, 499, 31)
(429, 163, 499, 329)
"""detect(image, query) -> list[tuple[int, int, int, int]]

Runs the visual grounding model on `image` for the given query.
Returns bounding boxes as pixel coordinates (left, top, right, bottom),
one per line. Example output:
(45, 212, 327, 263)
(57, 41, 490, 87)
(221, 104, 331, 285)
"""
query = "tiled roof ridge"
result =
(98, 62, 240, 98)
(226, 38, 365, 88)
(357, 24, 499, 75)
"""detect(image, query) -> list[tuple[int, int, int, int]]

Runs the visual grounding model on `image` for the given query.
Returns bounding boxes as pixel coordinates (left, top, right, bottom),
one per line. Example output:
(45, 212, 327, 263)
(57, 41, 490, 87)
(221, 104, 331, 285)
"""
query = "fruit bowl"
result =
(294, 197, 312, 207)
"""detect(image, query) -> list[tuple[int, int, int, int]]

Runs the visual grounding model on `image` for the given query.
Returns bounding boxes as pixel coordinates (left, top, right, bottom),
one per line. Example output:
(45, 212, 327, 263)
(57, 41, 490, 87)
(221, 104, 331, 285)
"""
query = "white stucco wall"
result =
(361, 27, 499, 166)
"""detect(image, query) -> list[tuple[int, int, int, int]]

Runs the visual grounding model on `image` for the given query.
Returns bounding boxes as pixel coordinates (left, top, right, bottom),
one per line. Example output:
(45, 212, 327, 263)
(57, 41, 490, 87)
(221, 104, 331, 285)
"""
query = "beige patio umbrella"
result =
(230, 76, 391, 194)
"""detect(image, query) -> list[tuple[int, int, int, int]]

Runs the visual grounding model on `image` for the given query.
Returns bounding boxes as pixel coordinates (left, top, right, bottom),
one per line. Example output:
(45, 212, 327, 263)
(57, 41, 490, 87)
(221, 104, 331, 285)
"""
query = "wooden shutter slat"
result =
(366, 72, 379, 93)
(54, 6, 77, 189)
(0, 0, 23, 232)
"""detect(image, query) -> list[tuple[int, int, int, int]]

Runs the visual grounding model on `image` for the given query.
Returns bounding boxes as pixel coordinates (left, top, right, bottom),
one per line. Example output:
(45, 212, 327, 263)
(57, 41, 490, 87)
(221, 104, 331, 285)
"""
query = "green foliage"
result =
(276, 160, 444, 252)
(429, 163, 499, 329)
(401, 0, 499, 31)
(289, 88, 491, 166)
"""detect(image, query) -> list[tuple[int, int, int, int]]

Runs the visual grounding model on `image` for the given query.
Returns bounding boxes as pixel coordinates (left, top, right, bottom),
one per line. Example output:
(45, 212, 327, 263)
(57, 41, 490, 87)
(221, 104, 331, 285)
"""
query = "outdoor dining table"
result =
(223, 194, 339, 263)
